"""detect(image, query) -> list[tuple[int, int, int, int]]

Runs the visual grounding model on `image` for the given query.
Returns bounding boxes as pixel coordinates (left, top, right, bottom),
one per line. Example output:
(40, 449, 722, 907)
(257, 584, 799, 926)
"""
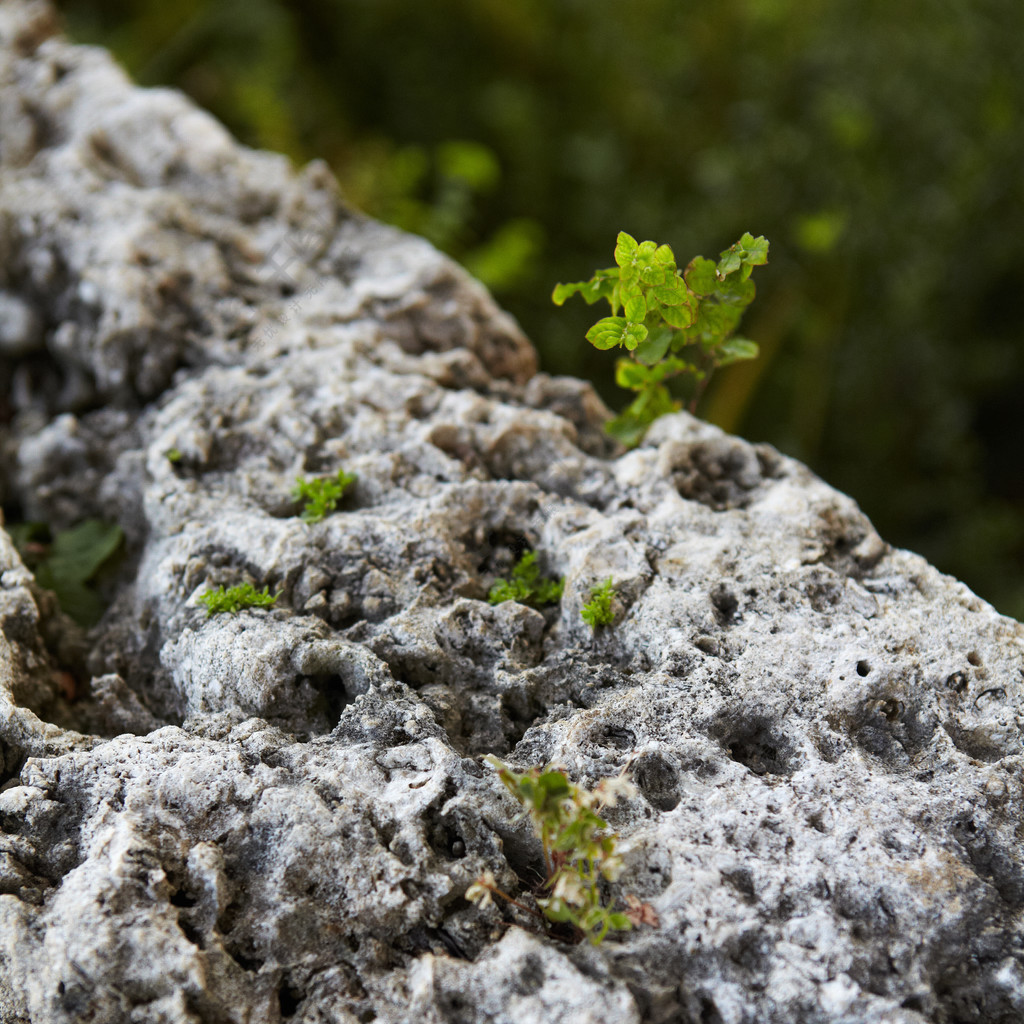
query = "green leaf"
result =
(715, 337, 760, 366)
(613, 231, 639, 270)
(684, 257, 717, 296)
(608, 913, 633, 930)
(623, 293, 647, 322)
(650, 275, 689, 307)
(717, 233, 770, 281)
(552, 273, 616, 306)
(740, 232, 770, 267)
(659, 297, 697, 329)
(616, 361, 653, 390)
(652, 243, 676, 269)
(45, 519, 124, 585)
(586, 318, 648, 351)
(552, 280, 587, 305)
(686, 300, 742, 345)
(36, 572, 105, 630)
(714, 274, 756, 306)
(632, 326, 673, 366)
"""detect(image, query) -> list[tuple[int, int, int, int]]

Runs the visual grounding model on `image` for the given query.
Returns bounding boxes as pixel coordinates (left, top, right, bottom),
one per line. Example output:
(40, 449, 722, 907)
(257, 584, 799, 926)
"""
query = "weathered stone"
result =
(1, 5, 1023, 1023)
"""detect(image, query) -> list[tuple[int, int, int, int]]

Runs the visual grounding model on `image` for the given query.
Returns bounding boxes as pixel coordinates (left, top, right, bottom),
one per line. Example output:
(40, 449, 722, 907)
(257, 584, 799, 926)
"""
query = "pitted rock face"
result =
(2, 6, 1023, 1024)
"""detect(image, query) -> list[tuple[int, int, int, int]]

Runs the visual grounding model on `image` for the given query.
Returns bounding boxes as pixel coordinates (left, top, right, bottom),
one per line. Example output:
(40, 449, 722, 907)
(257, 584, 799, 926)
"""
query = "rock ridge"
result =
(1, 5, 1023, 1023)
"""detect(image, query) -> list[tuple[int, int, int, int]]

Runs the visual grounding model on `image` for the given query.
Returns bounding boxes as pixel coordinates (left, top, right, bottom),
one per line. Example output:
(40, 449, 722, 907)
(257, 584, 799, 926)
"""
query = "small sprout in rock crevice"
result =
(467, 757, 658, 945)
(198, 583, 280, 617)
(164, 447, 183, 463)
(488, 550, 564, 608)
(581, 578, 617, 627)
(292, 468, 357, 523)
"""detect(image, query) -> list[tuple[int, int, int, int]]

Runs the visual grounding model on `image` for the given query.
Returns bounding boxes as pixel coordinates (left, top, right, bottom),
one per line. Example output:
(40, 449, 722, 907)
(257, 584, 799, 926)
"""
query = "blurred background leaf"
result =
(59, 0, 1024, 618)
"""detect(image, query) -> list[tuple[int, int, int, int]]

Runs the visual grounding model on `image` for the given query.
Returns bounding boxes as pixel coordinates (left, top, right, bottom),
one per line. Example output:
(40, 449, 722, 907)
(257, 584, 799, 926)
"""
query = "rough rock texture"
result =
(1, 5, 1023, 1023)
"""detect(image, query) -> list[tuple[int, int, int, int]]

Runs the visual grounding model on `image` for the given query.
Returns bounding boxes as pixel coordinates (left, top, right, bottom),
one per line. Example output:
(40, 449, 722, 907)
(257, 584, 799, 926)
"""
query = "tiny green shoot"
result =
(553, 231, 768, 446)
(292, 468, 357, 524)
(198, 583, 280, 617)
(488, 550, 564, 607)
(165, 447, 183, 463)
(467, 757, 658, 945)
(581, 578, 617, 628)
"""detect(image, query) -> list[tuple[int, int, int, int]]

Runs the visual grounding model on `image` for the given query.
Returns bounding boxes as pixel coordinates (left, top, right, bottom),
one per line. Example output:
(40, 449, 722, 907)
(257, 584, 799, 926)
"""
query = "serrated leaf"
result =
(715, 274, 756, 305)
(587, 317, 630, 350)
(621, 322, 648, 350)
(651, 276, 688, 306)
(46, 520, 124, 585)
(552, 274, 615, 306)
(740, 233, 769, 266)
(623, 293, 646, 322)
(684, 257, 717, 296)
(616, 360, 654, 390)
(686, 300, 742, 344)
(613, 231, 639, 269)
(717, 232, 770, 280)
(652, 243, 676, 268)
(660, 296, 697, 328)
(552, 281, 586, 305)
(39, 572, 106, 629)
(633, 326, 673, 366)
(715, 338, 760, 366)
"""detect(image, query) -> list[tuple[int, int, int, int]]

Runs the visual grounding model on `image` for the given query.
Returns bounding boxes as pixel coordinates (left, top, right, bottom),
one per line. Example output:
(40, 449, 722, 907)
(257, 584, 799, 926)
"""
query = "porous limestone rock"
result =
(1, 5, 1023, 1023)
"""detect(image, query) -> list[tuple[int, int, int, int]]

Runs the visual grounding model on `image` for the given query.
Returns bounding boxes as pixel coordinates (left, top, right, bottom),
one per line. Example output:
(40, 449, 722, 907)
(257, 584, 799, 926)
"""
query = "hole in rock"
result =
(710, 584, 739, 623)
(630, 751, 681, 812)
(590, 723, 637, 751)
(278, 982, 303, 1018)
(670, 438, 764, 511)
(946, 671, 968, 693)
(856, 660, 871, 677)
(304, 673, 355, 734)
(177, 917, 203, 948)
(169, 887, 197, 908)
(477, 529, 531, 577)
(711, 715, 793, 776)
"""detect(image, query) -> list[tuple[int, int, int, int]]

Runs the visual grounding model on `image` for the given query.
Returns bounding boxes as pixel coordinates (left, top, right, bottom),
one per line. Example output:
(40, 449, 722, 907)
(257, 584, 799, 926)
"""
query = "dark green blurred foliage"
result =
(58, 0, 1024, 617)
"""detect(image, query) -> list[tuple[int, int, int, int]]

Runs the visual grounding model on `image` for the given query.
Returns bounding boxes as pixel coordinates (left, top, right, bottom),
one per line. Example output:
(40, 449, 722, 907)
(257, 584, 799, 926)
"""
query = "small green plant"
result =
(553, 231, 769, 446)
(467, 757, 657, 945)
(488, 550, 564, 607)
(198, 583, 280, 617)
(292, 468, 357, 523)
(165, 447, 183, 464)
(581, 578, 617, 628)
(9, 518, 124, 628)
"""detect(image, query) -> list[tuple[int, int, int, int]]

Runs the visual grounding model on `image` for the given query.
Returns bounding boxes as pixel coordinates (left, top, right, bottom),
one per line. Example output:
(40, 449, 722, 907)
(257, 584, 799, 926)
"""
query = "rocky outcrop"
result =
(1, 5, 1023, 1022)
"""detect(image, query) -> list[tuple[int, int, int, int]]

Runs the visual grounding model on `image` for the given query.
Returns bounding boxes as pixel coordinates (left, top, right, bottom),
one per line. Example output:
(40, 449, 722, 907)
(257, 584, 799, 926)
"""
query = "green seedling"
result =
(165, 447, 183, 463)
(292, 468, 357, 523)
(9, 518, 124, 628)
(467, 757, 658, 945)
(553, 230, 768, 446)
(581, 578, 617, 628)
(488, 550, 564, 608)
(198, 583, 280, 617)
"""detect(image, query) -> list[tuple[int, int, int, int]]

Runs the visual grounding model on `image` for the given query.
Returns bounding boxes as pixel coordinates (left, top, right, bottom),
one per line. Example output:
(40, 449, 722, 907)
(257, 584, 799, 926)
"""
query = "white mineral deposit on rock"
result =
(1, 3, 1022, 1023)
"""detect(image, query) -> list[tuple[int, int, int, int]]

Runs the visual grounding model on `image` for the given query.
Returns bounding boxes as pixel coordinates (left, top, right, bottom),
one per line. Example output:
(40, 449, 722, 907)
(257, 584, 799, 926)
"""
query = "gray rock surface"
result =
(1, 4, 1023, 1022)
